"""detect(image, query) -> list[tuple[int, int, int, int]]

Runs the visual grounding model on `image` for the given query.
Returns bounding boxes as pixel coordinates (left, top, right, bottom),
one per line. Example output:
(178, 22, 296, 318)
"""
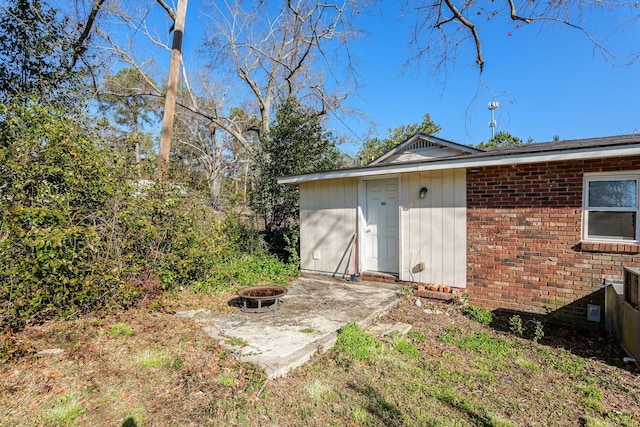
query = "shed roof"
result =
(278, 134, 640, 184)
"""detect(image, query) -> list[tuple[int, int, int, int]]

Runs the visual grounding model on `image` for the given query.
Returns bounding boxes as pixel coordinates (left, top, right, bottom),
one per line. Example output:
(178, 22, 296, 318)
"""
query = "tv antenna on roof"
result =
(488, 101, 499, 138)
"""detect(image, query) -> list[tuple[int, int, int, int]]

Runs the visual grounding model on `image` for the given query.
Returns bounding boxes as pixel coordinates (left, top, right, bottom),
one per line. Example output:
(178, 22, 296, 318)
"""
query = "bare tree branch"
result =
(68, 0, 107, 72)
(155, 0, 176, 22)
(203, 0, 361, 137)
(441, 0, 484, 71)
(406, 0, 636, 74)
(506, 0, 533, 23)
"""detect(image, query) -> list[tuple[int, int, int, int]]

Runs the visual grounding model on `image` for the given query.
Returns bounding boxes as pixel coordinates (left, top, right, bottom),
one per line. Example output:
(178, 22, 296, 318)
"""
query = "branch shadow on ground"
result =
(347, 382, 405, 427)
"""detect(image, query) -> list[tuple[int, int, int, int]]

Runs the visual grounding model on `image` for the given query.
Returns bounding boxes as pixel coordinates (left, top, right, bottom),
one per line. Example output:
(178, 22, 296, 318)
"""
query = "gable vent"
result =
(407, 140, 436, 151)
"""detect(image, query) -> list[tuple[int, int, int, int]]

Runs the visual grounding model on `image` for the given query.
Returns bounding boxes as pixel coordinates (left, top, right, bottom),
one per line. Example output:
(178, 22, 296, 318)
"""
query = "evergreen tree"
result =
(100, 67, 159, 177)
(250, 97, 342, 256)
(0, 0, 85, 106)
(477, 131, 524, 149)
(357, 114, 441, 165)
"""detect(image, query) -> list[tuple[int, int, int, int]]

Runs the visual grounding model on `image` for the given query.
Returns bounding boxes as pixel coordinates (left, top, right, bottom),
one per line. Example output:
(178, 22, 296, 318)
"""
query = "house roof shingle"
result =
(474, 134, 640, 157)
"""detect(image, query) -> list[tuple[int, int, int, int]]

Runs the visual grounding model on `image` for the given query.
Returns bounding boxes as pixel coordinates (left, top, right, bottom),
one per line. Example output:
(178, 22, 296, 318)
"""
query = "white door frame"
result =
(357, 176, 402, 274)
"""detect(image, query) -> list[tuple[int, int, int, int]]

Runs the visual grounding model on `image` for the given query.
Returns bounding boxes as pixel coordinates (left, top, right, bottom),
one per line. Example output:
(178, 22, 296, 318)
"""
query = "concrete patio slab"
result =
(176, 276, 405, 378)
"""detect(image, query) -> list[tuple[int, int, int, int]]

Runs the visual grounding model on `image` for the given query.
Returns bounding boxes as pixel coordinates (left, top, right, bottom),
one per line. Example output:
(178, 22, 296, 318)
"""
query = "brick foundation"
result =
(467, 156, 640, 328)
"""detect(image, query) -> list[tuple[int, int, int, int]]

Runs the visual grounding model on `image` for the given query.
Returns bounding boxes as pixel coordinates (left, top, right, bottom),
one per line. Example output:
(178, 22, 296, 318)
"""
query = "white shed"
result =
(279, 134, 480, 288)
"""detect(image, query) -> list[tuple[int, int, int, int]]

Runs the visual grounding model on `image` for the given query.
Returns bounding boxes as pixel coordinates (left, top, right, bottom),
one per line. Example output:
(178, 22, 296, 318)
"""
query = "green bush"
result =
(0, 100, 296, 330)
(0, 101, 132, 328)
(460, 305, 494, 326)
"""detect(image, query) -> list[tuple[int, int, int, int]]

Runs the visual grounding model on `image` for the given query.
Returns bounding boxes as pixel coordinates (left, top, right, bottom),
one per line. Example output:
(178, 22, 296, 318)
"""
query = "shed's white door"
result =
(364, 179, 399, 273)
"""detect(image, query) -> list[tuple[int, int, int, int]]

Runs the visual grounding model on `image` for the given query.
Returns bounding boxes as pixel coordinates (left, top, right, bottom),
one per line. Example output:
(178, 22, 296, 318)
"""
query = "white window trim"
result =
(583, 171, 640, 243)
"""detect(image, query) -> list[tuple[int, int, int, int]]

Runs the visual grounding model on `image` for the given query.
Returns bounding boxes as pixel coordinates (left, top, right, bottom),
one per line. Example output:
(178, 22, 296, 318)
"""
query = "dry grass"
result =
(1, 292, 639, 426)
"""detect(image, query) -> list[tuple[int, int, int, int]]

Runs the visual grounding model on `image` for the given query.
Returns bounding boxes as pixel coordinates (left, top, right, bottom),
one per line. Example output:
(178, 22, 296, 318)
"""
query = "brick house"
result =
(278, 134, 640, 327)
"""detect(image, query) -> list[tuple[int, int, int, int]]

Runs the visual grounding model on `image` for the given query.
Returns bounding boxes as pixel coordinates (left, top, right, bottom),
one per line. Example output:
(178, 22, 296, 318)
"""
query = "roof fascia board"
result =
(423, 135, 483, 154)
(368, 133, 423, 166)
(278, 144, 640, 184)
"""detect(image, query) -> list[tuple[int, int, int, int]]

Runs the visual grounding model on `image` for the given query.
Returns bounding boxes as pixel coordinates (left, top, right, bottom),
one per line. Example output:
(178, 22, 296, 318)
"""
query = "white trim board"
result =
(278, 144, 640, 185)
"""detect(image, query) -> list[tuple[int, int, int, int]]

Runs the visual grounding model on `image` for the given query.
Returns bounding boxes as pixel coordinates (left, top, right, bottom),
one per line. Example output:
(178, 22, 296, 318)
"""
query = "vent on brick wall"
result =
(624, 267, 640, 310)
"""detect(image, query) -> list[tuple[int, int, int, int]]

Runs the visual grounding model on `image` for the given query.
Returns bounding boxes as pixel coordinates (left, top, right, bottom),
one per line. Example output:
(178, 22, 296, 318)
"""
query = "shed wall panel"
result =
(399, 169, 467, 288)
(299, 178, 358, 277)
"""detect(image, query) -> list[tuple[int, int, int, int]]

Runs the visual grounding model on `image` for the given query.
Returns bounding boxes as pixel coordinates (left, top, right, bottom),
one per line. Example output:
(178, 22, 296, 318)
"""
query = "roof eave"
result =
(277, 143, 640, 185)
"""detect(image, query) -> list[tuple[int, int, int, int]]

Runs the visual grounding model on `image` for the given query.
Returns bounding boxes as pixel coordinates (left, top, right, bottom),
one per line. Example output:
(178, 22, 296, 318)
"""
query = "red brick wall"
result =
(467, 156, 640, 327)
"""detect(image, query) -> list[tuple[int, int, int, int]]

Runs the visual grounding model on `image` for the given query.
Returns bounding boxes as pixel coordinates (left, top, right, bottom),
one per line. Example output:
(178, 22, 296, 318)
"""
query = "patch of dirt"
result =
(0, 304, 265, 426)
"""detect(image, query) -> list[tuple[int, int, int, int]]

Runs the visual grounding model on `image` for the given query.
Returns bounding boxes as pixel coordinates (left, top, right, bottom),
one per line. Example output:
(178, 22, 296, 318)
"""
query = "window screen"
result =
(584, 176, 639, 242)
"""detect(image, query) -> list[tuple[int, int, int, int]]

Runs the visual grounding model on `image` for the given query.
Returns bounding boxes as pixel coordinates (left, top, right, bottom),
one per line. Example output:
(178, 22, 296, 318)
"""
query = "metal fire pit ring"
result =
(237, 285, 287, 313)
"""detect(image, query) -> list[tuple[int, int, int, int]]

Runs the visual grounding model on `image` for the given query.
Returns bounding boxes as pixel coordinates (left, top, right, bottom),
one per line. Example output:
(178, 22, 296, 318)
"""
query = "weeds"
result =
(224, 336, 248, 347)
(131, 347, 171, 369)
(508, 315, 524, 335)
(305, 380, 338, 403)
(576, 383, 604, 411)
(508, 314, 545, 343)
(459, 291, 470, 305)
(216, 371, 239, 387)
(109, 322, 133, 338)
(437, 331, 511, 358)
(529, 319, 545, 343)
(2, 295, 639, 426)
(514, 357, 540, 371)
(461, 305, 493, 326)
(333, 323, 381, 362)
(388, 331, 420, 357)
(40, 394, 85, 426)
(547, 351, 586, 377)
(407, 330, 427, 342)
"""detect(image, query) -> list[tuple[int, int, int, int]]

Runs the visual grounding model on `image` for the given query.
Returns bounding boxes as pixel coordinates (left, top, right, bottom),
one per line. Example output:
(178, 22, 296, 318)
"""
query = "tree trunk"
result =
(158, 0, 188, 181)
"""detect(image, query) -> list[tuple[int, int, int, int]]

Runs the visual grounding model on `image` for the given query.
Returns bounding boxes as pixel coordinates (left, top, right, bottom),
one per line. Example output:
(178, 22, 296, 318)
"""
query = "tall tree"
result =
(171, 96, 259, 207)
(0, 0, 86, 105)
(202, 0, 363, 151)
(357, 114, 441, 165)
(100, 67, 159, 176)
(476, 130, 523, 149)
(158, 0, 187, 181)
(250, 97, 342, 248)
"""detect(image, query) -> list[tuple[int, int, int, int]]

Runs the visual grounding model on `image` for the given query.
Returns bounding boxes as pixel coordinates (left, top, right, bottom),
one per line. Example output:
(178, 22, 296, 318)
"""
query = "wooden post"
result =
(158, 0, 188, 181)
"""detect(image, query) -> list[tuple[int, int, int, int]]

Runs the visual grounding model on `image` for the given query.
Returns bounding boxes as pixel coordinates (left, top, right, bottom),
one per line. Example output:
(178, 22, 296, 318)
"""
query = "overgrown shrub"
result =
(0, 100, 296, 330)
(0, 101, 133, 328)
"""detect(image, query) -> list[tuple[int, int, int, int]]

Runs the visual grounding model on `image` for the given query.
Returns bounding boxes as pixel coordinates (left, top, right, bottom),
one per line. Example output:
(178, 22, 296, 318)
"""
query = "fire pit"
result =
(237, 285, 287, 313)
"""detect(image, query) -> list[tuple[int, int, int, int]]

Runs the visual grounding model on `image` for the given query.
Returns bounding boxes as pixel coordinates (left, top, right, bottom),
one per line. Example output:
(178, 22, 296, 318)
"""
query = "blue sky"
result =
(161, 1, 640, 154)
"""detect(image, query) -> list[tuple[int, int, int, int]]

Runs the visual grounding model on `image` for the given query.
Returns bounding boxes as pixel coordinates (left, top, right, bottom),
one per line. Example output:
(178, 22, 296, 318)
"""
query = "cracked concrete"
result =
(176, 275, 406, 378)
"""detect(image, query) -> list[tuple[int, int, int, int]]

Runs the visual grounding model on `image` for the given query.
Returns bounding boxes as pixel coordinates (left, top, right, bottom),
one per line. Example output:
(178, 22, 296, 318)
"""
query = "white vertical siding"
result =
(299, 178, 358, 277)
(400, 169, 467, 288)
(299, 170, 466, 288)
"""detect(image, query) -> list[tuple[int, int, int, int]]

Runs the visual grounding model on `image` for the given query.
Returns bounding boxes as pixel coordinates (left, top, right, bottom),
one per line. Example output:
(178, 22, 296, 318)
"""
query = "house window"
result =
(584, 174, 639, 242)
